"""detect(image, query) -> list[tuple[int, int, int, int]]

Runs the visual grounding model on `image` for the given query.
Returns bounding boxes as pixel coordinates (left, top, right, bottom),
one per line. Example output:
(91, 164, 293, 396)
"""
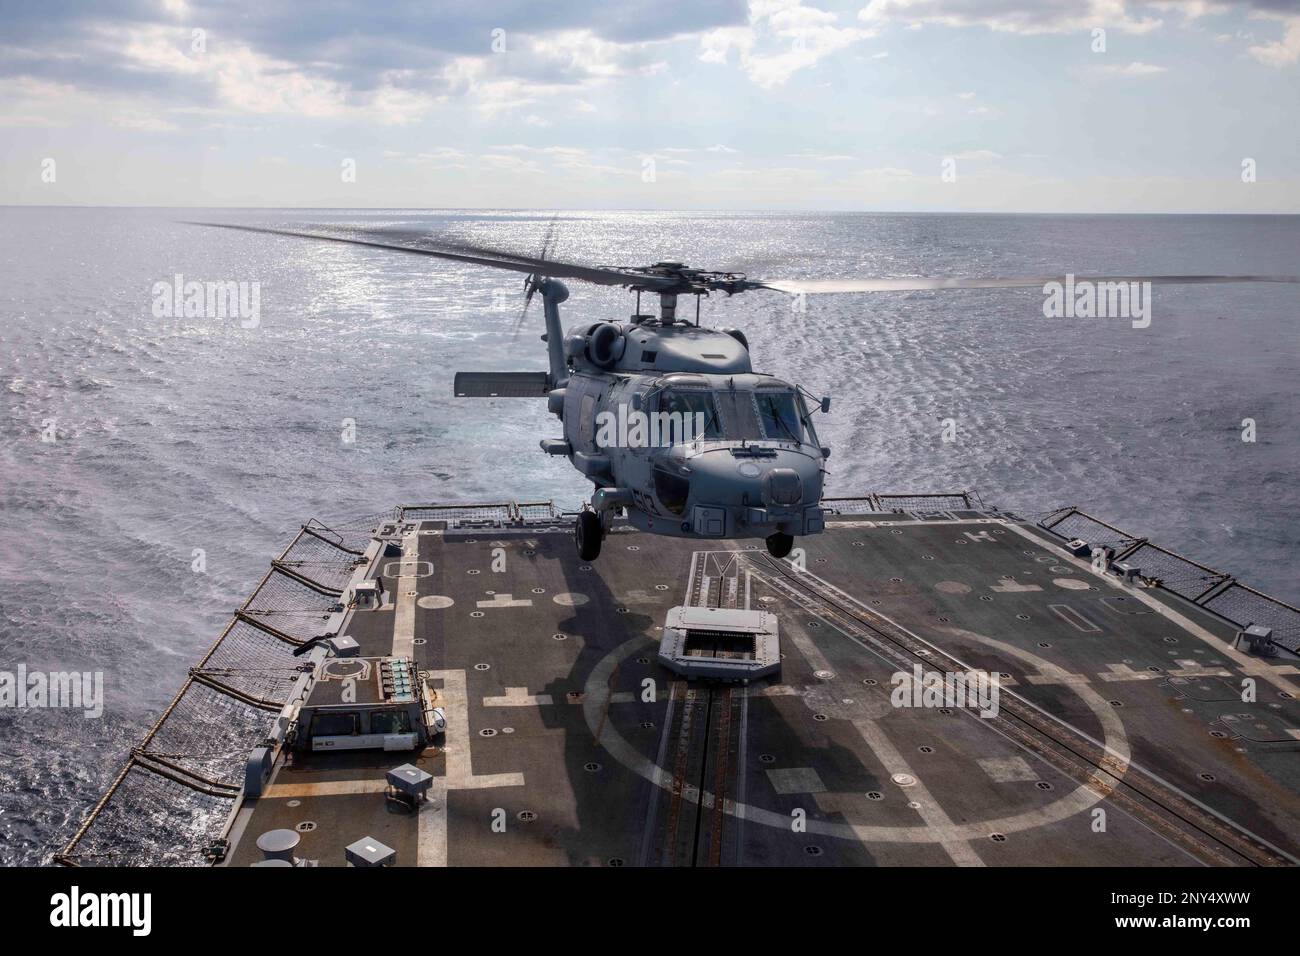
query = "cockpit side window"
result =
(755, 391, 805, 443)
(653, 467, 690, 514)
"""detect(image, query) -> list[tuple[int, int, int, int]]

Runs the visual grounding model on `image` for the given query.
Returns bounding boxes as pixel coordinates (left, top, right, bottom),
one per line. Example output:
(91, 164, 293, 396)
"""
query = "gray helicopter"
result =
(194, 220, 1300, 561)
(460, 267, 833, 562)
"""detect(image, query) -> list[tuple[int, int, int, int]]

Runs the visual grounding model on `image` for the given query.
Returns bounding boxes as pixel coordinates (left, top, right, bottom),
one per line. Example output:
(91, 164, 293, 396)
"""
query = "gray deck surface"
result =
(221, 512, 1300, 867)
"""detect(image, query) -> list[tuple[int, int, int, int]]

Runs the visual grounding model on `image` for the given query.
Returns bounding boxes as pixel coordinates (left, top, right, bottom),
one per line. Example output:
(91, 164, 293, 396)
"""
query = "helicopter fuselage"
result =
(546, 312, 828, 546)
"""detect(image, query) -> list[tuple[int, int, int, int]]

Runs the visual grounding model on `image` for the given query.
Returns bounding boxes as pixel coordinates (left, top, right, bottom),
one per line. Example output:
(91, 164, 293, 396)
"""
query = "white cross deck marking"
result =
(1025, 672, 1091, 686)
(1098, 664, 1162, 682)
(1168, 665, 1233, 679)
(418, 669, 526, 867)
(853, 718, 985, 866)
(392, 531, 419, 659)
(475, 593, 533, 608)
(483, 687, 554, 706)
(991, 576, 1042, 593)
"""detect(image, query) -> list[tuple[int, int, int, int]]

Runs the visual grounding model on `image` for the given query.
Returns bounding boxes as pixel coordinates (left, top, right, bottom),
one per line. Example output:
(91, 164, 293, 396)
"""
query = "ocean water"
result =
(0, 207, 1297, 864)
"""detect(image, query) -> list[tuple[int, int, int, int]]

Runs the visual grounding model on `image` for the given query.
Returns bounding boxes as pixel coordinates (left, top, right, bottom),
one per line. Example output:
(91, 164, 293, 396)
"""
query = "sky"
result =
(2, 0, 1299, 212)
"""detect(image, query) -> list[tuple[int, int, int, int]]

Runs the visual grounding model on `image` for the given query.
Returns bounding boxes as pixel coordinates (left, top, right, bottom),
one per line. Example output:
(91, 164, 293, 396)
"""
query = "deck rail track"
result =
(652, 550, 743, 866)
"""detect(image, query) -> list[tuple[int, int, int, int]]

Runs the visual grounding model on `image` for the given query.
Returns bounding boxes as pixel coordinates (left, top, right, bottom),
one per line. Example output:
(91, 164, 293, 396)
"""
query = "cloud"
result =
(854, 165, 921, 184)
(0, 1, 748, 125)
(1145, 0, 1300, 66)
(1095, 60, 1169, 75)
(438, 28, 676, 115)
(858, 0, 1162, 35)
(111, 111, 181, 131)
(1247, 12, 1300, 65)
(700, 1, 875, 87)
(788, 150, 856, 160)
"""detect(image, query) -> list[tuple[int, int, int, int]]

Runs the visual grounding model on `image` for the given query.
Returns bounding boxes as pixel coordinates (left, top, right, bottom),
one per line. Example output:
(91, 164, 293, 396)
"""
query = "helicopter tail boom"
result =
(453, 371, 551, 398)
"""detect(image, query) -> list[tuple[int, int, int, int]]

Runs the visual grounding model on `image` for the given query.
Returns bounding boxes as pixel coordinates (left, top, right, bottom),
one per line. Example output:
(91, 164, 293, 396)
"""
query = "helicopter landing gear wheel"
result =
(765, 532, 794, 559)
(576, 510, 603, 561)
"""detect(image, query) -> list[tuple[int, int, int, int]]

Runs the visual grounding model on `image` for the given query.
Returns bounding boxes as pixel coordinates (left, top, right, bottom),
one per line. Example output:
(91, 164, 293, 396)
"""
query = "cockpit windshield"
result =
(657, 386, 807, 444)
(755, 391, 805, 443)
(659, 390, 724, 442)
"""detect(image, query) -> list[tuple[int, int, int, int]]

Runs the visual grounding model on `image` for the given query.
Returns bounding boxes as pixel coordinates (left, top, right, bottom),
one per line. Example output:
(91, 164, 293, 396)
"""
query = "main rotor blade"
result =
(185, 222, 672, 290)
(510, 215, 560, 343)
(511, 280, 538, 343)
(758, 274, 1300, 295)
(539, 214, 558, 262)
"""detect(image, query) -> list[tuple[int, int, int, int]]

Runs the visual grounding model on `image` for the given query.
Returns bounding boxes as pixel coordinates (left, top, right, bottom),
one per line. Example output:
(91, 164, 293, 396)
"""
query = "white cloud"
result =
(1096, 60, 1169, 76)
(105, 23, 437, 123)
(858, 0, 1162, 35)
(855, 165, 920, 183)
(112, 112, 180, 131)
(0, 76, 86, 127)
(788, 150, 856, 160)
(700, 1, 875, 88)
(442, 29, 669, 115)
(1247, 13, 1300, 66)
(1147, 0, 1296, 59)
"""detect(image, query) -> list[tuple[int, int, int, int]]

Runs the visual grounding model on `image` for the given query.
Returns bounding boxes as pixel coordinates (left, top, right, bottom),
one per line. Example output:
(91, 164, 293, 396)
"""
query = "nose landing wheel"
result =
(765, 532, 794, 559)
(576, 510, 603, 561)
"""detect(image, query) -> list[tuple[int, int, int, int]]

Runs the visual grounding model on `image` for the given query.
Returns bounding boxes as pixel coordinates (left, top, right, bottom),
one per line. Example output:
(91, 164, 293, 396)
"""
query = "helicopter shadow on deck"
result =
(523, 533, 886, 866)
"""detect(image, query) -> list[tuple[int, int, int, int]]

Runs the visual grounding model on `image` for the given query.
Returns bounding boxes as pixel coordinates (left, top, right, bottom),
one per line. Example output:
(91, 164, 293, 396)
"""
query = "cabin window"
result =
(579, 394, 597, 450)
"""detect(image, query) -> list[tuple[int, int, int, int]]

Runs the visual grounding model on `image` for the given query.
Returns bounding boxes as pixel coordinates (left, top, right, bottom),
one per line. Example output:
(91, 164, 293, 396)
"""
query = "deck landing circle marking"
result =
(935, 581, 971, 595)
(553, 592, 590, 607)
(1052, 578, 1090, 590)
(583, 636, 1130, 847)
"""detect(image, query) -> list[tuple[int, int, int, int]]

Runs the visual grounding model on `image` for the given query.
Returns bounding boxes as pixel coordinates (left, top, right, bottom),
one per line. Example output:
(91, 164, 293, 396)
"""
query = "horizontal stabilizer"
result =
(454, 371, 550, 398)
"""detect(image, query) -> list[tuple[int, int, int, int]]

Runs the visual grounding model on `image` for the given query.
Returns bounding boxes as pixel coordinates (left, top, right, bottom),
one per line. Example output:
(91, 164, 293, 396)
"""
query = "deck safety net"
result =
(56, 517, 371, 866)
(1039, 507, 1299, 654)
(823, 492, 975, 514)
